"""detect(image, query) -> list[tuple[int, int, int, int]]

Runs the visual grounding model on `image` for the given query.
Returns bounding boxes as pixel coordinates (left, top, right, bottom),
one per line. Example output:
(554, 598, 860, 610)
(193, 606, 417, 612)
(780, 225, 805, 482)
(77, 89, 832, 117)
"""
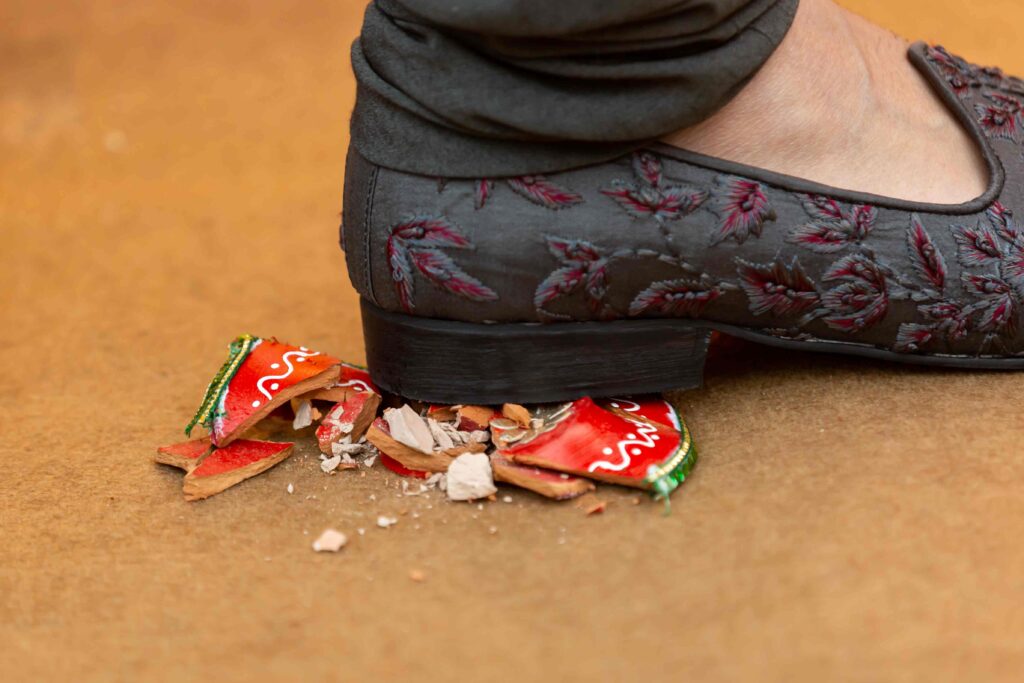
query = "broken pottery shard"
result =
(366, 418, 454, 473)
(501, 403, 532, 428)
(446, 452, 497, 502)
(490, 452, 594, 501)
(574, 492, 607, 515)
(384, 405, 436, 453)
(380, 453, 430, 479)
(306, 362, 381, 402)
(291, 399, 315, 430)
(312, 528, 348, 552)
(315, 391, 382, 455)
(597, 396, 682, 431)
(426, 405, 457, 422)
(456, 405, 500, 432)
(154, 437, 212, 471)
(182, 440, 293, 501)
(500, 397, 696, 496)
(427, 418, 455, 450)
(187, 335, 341, 447)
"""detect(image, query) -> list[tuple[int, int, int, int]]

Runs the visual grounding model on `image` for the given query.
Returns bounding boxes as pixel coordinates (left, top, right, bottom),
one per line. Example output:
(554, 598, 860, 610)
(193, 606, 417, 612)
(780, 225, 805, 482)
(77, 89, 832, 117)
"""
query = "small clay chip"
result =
(456, 405, 500, 431)
(154, 437, 212, 471)
(182, 440, 294, 501)
(315, 391, 382, 455)
(501, 403, 532, 428)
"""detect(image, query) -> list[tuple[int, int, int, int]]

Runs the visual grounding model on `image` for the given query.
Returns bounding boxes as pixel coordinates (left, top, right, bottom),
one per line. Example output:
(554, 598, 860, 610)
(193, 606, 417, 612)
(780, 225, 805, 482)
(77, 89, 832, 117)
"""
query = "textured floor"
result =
(5, 1, 1024, 680)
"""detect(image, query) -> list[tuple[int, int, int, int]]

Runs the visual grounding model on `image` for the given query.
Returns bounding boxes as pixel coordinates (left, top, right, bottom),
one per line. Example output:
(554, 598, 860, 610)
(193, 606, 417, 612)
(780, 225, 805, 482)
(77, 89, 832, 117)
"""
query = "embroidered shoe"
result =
(342, 43, 1024, 403)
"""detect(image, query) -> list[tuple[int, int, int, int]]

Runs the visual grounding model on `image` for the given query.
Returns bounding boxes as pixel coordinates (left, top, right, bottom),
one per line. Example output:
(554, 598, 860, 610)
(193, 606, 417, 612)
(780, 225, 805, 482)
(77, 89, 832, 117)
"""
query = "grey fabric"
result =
(350, 0, 800, 177)
(342, 43, 1024, 360)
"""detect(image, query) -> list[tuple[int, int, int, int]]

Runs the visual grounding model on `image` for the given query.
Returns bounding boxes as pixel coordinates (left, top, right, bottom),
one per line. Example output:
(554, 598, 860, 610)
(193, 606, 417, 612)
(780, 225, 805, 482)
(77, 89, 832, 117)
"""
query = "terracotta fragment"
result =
(306, 362, 380, 402)
(500, 397, 696, 494)
(315, 391, 382, 455)
(489, 452, 594, 500)
(182, 439, 293, 501)
(574, 492, 607, 515)
(188, 335, 341, 447)
(456, 405, 500, 431)
(501, 403, 532, 428)
(365, 418, 484, 473)
(154, 437, 212, 471)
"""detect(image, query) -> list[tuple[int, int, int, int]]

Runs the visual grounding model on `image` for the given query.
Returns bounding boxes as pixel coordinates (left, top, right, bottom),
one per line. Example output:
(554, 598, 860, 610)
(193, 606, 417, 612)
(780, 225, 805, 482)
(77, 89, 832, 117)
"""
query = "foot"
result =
(662, 0, 988, 204)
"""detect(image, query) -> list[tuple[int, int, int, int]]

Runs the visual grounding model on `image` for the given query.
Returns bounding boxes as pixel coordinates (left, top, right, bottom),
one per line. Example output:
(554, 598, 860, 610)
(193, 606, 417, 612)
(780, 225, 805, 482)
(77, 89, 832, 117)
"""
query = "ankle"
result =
(662, 0, 988, 203)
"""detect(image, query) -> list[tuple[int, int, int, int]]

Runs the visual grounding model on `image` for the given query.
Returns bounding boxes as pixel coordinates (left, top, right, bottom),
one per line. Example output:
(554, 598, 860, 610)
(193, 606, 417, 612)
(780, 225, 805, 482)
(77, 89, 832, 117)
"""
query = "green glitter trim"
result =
(644, 416, 698, 515)
(185, 334, 259, 436)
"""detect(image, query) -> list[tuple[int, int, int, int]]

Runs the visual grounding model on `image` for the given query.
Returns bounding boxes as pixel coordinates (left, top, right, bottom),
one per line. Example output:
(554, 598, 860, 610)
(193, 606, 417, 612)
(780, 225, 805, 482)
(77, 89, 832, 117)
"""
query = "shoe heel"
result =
(360, 299, 711, 404)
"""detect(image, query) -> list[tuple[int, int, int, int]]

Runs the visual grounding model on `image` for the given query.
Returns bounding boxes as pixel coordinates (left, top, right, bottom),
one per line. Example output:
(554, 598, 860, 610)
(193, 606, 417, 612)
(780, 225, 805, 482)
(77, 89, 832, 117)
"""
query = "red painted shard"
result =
(490, 452, 594, 500)
(307, 362, 380, 402)
(379, 453, 429, 479)
(596, 396, 682, 431)
(182, 440, 293, 501)
(212, 339, 340, 447)
(155, 437, 212, 471)
(500, 397, 688, 490)
(315, 391, 382, 455)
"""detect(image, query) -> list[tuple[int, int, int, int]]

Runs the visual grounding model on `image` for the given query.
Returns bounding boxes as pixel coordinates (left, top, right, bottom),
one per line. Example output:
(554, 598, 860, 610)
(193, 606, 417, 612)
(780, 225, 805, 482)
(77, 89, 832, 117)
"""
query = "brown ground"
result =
(5, 1, 1024, 680)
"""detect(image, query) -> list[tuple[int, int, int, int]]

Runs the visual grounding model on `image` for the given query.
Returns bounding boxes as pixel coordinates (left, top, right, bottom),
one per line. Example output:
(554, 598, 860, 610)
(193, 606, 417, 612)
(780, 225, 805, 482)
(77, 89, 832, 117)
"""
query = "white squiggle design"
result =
(255, 349, 322, 401)
(609, 396, 681, 430)
(588, 417, 658, 473)
(336, 378, 375, 393)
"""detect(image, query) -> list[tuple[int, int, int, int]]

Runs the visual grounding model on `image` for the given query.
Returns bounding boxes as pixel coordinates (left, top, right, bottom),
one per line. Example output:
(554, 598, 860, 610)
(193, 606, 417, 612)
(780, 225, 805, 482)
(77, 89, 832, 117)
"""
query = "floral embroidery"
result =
(387, 216, 498, 313)
(629, 277, 727, 318)
(788, 195, 880, 253)
(736, 257, 819, 316)
(601, 152, 708, 222)
(473, 176, 582, 210)
(896, 207, 1022, 353)
(976, 97, 1020, 140)
(710, 176, 776, 244)
(925, 45, 977, 98)
(895, 215, 967, 352)
(812, 253, 890, 333)
(533, 236, 612, 317)
(475, 179, 493, 210)
(906, 214, 947, 294)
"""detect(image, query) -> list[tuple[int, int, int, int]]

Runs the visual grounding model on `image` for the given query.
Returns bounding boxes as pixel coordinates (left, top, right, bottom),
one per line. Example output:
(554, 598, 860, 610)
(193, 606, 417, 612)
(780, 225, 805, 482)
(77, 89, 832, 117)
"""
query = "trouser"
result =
(350, 0, 799, 177)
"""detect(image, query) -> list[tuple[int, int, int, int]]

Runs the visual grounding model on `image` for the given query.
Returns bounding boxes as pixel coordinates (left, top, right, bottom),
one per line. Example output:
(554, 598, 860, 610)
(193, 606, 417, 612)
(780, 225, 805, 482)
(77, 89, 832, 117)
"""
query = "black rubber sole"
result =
(360, 299, 1024, 404)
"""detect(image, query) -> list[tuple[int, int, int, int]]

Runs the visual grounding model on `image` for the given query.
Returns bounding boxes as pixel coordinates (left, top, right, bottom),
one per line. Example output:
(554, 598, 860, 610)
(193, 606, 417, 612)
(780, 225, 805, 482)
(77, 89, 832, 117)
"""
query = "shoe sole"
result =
(361, 299, 1024, 404)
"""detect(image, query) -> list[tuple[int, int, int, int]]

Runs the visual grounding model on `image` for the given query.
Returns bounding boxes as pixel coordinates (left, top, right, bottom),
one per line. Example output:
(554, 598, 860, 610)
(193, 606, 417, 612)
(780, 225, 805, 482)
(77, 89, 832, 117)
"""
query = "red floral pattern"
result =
(736, 257, 819, 316)
(601, 152, 708, 222)
(533, 236, 611, 316)
(629, 277, 726, 318)
(711, 176, 776, 244)
(472, 175, 581, 210)
(387, 216, 498, 312)
(789, 195, 879, 253)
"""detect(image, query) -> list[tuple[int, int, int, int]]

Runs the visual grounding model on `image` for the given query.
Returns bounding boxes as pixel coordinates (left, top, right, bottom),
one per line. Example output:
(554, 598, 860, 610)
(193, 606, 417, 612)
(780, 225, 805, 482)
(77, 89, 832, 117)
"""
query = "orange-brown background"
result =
(4, 1, 1024, 681)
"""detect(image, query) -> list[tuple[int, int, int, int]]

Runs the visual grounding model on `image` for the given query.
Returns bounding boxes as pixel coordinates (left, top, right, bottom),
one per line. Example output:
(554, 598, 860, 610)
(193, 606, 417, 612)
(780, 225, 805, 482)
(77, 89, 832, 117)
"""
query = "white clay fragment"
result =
(292, 399, 314, 430)
(384, 405, 436, 453)
(446, 452, 497, 501)
(427, 418, 455, 450)
(377, 515, 398, 528)
(312, 528, 348, 552)
(321, 455, 342, 473)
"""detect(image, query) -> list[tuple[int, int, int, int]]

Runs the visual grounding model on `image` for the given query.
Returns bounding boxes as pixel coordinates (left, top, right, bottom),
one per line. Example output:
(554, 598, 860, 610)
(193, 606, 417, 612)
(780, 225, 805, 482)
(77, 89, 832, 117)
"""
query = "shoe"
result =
(341, 43, 1024, 404)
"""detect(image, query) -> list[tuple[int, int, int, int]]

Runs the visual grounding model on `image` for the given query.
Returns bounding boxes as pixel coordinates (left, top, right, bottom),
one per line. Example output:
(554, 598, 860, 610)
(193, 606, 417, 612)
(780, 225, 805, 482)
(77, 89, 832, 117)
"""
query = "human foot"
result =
(662, 0, 988, 204)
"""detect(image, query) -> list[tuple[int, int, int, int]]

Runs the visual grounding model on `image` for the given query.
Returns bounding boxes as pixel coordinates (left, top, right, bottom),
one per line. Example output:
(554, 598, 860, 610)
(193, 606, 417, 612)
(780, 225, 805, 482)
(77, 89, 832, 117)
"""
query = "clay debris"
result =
(161, 335, 697, 507)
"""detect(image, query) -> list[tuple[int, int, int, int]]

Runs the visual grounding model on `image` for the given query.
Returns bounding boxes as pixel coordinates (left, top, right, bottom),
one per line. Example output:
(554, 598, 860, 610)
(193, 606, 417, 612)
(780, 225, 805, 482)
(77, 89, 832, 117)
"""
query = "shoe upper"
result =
(343, 42, 1024, 359)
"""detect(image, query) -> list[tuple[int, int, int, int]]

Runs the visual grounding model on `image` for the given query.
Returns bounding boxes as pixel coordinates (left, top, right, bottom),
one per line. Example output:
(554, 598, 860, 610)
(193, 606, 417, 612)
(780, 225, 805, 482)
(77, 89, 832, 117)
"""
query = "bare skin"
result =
(663, 0, 989, 204)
